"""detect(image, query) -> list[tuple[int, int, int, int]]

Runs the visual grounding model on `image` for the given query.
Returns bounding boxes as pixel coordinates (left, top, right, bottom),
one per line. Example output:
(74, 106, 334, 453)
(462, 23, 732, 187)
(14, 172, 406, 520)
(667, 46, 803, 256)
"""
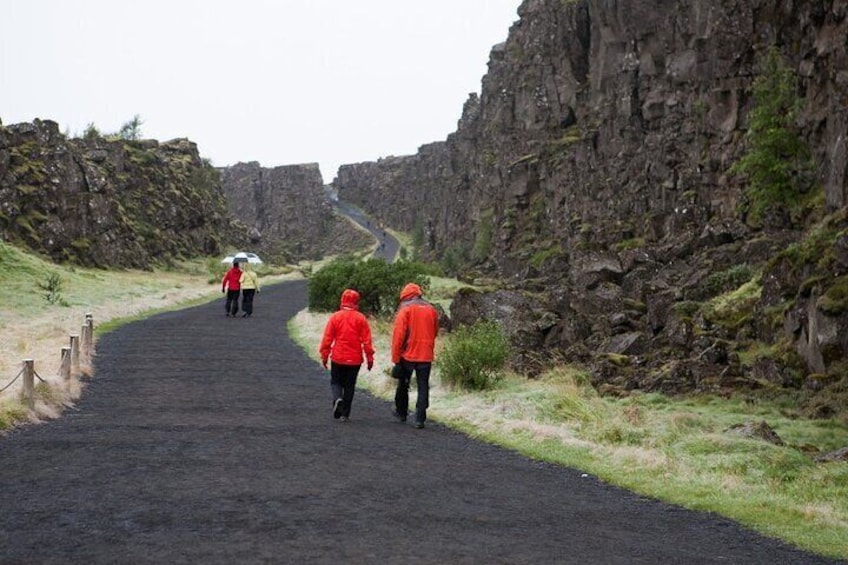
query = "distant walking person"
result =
(239, 263, 261, 317)
(391, 283, 439, 429)
(319, 289, 375, 422)
(221, 261, 242, 317)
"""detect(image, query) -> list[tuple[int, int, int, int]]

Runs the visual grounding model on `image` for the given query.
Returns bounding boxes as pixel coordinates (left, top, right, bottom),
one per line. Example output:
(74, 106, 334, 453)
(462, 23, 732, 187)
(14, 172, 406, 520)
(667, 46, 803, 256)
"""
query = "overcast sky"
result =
(1, 1, 521, 181)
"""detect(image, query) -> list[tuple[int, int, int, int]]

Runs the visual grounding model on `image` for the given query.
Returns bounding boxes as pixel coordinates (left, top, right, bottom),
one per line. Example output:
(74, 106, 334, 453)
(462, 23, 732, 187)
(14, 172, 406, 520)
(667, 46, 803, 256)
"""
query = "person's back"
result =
(221, 263, 242, 317)
(391, 290, 438, 364)
(391, 283, 438, 428)
(239, 264, 260, 317)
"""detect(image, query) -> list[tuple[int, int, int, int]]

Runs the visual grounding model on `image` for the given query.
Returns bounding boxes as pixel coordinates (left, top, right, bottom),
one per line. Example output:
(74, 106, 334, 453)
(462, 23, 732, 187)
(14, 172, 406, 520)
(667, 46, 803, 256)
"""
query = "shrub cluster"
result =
(438, 320, 509, 391)
(307, 257, 430, 317)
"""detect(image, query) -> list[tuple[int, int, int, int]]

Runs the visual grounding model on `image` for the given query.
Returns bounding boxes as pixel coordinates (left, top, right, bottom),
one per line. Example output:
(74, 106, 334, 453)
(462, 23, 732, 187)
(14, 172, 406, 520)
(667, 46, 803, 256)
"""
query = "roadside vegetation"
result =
(0, 240, 298, 430)
(290, 268, 848, 560)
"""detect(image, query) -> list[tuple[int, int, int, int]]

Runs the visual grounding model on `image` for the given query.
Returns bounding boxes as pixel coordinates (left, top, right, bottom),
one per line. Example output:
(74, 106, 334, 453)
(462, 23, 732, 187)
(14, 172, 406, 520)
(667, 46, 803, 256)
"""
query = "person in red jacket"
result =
(319, 289, 375, 422)
(391, 282, 439, 429)
(221, 261, 242, 317)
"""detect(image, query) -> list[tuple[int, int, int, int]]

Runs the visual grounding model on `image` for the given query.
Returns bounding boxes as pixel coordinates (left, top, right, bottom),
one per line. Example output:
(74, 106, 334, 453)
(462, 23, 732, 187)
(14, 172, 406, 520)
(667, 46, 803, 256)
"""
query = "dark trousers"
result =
(330, 363, 360, 418)
(394, 360, 431, 424)
(224, 290, 240, 316)
(241, 289, 256, 316)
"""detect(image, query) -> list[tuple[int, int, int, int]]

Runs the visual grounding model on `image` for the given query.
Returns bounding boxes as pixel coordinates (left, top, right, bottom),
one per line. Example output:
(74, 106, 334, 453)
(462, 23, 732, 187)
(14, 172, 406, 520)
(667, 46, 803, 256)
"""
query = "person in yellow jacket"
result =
(238, 262, 261, 317)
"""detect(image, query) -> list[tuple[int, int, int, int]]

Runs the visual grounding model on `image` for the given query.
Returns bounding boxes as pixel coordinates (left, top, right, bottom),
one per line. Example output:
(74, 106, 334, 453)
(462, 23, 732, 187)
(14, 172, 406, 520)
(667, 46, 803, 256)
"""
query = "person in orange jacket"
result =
(319, 289, 375, 422)
(391, 282, 439, 428)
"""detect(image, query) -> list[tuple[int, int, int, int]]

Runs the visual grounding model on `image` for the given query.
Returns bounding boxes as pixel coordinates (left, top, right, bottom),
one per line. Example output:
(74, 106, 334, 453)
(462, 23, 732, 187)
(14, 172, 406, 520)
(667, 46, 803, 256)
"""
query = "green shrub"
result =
(698, 264, 755, 299)
(731, 46, 813, 223)
(438, 321, 509, 391)
(37, 272, 63, 304)
(307, 257, 429, 317)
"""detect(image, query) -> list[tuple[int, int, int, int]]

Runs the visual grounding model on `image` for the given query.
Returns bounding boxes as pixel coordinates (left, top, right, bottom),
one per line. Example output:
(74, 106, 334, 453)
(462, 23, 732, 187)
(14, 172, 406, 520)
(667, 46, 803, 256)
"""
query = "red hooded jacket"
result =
(391, 283, 439, 364)
(221, 266, 242, 291)
(319, 289, 375, 367)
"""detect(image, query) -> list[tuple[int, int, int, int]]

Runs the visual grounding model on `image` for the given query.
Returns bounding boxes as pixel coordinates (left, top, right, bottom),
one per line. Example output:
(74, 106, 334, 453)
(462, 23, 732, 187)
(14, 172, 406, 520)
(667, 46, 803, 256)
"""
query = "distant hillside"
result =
(0, 119, 245, 268)
(0, 119, 370, 268)
(219, 161, 370, 264)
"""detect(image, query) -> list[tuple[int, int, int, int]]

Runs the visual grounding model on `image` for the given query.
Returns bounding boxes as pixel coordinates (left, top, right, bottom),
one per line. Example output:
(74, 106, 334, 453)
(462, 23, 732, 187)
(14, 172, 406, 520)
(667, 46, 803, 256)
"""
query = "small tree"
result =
(83, 123, 101, 140)
(731, 46, 812, 223)
(438, 321, 509, 391)
(37, 272, 63, 304)
(118, 114, 144, 141)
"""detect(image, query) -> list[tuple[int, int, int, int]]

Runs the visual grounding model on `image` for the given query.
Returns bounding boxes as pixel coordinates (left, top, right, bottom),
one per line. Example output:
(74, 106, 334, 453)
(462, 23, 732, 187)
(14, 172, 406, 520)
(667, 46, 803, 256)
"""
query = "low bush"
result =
(438, 321, 509, 391)
(307, 257, 430, 317)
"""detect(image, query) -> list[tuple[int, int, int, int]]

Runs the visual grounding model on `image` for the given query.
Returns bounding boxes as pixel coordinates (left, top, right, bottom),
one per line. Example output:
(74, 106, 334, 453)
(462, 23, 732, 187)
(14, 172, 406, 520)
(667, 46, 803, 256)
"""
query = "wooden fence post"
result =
(22, 359, 35, 410)
(82, 313, 93, 363)
(60, 347, 71, 381)
(70, 335, 80, 377)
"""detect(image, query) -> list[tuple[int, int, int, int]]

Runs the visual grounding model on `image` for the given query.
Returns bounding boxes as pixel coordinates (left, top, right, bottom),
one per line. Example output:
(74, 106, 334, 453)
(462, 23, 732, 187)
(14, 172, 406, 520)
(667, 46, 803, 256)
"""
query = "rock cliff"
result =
(0, 119, 244, 268)
(219, 162, 370, 263)
(334, 0, 848, 403)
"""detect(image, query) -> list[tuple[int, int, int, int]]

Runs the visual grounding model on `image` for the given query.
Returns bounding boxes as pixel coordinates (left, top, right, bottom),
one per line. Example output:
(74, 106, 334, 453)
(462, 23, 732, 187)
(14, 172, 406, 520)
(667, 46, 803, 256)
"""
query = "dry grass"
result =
(0, 255, 301, 426)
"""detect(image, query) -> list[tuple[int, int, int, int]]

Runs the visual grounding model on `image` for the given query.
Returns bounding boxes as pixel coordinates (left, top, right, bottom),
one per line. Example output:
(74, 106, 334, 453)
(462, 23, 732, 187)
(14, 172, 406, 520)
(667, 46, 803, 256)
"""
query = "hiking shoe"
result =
(333, 398, 344, 419)
(392, 410, 407, 423)
(414, 421, 425, 429)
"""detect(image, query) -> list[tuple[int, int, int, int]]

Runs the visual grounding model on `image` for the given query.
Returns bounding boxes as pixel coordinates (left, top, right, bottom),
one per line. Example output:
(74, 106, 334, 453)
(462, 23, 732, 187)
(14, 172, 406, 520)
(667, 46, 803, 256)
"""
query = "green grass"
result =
(288, 312, 848, 560)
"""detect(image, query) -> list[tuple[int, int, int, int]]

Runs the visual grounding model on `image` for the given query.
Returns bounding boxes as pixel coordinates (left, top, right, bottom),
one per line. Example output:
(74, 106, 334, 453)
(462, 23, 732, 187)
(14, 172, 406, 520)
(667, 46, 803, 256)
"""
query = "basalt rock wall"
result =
(0, 119, 244, 268)
(334, 0, 848, 395)
(220, 162, 370, 263)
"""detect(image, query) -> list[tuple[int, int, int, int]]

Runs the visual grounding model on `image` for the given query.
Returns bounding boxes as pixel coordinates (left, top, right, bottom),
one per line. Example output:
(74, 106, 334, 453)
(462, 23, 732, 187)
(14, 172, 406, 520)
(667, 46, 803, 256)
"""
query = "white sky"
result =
(1, 0, 520, 182)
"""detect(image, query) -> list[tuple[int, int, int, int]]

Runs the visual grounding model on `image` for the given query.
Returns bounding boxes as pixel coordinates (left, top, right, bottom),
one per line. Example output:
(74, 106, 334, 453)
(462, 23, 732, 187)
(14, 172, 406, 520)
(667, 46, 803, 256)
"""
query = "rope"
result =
(0, 368, 25, 393)
(32, 369, 47, 384)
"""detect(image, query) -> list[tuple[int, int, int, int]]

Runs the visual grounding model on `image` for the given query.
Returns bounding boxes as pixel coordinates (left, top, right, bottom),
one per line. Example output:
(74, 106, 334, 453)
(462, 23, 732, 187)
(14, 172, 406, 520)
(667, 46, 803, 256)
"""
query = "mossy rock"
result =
(817, 275, 848, 315)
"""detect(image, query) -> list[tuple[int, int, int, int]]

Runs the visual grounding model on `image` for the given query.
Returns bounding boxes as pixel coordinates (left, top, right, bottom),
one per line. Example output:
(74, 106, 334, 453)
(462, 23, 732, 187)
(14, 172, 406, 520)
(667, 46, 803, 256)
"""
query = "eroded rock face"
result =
(219, 162, 369, 263)
(0, 119, 243, 268)
(334, 0, 848, 391)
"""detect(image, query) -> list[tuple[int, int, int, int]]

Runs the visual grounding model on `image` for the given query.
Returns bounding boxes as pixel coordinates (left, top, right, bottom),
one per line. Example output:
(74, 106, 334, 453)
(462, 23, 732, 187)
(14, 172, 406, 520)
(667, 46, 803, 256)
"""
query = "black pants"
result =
(394, 359, 431, 424)
(330, 363, 360, 418)
(224, 290, 240, 316)
(241, 289, 256, 316)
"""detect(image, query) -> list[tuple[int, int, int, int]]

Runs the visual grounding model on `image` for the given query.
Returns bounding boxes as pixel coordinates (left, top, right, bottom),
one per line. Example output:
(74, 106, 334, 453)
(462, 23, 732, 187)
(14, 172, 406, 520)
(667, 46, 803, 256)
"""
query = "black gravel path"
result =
(0, 280, 840, 564)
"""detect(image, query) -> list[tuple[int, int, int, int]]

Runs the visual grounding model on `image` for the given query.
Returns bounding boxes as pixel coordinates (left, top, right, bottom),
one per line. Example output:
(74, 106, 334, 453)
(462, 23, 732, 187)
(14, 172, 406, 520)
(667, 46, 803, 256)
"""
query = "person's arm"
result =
(361, 317, 375, 370)
(319, 316, 336, 369)
(390, 308, 408, 364)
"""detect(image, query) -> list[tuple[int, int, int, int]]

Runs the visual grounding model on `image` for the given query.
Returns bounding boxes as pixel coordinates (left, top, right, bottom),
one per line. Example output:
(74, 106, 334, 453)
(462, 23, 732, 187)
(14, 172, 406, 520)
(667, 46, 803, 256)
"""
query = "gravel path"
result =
(0, 280, 840, 564)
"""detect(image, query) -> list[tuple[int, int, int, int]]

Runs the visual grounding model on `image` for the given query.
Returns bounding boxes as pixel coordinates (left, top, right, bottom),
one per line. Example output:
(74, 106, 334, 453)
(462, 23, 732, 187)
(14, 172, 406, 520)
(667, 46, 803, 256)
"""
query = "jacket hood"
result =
(340, 289, 360, 309)
(400, 283, 422, 302)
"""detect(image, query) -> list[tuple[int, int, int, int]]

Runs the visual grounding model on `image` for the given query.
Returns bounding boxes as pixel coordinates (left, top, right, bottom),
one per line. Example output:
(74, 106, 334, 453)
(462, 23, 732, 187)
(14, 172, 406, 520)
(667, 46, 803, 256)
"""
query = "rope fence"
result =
(0, 313, 94, 411)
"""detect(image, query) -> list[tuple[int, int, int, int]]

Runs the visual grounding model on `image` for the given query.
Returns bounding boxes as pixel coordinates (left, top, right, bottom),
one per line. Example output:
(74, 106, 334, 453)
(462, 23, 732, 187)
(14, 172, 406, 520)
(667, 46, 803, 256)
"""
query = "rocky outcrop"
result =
(334, 0, 848, 393)
(219, 162, 370, 263)
(0, 119, 244, 268)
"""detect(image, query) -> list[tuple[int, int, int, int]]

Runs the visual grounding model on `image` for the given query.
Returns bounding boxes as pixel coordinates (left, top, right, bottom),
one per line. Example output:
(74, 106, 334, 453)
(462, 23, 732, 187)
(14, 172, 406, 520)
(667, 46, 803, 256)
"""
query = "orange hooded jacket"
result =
(391, 283, 439, 364)
(319, 289, 375, 367)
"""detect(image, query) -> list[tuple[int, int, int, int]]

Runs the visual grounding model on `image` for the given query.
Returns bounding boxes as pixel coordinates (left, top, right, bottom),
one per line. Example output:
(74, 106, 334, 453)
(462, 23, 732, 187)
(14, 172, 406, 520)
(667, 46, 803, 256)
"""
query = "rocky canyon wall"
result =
(0, 119, 243, 268)
(220, 161, 370, 263)
(334, 0, 848, 396)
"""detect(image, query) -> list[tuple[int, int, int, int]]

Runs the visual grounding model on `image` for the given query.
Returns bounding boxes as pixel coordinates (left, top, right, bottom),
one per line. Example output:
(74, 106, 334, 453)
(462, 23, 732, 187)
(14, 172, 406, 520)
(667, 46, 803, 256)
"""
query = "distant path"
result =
(0, 281, 839, 564)
(334, 199, 399, 261)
